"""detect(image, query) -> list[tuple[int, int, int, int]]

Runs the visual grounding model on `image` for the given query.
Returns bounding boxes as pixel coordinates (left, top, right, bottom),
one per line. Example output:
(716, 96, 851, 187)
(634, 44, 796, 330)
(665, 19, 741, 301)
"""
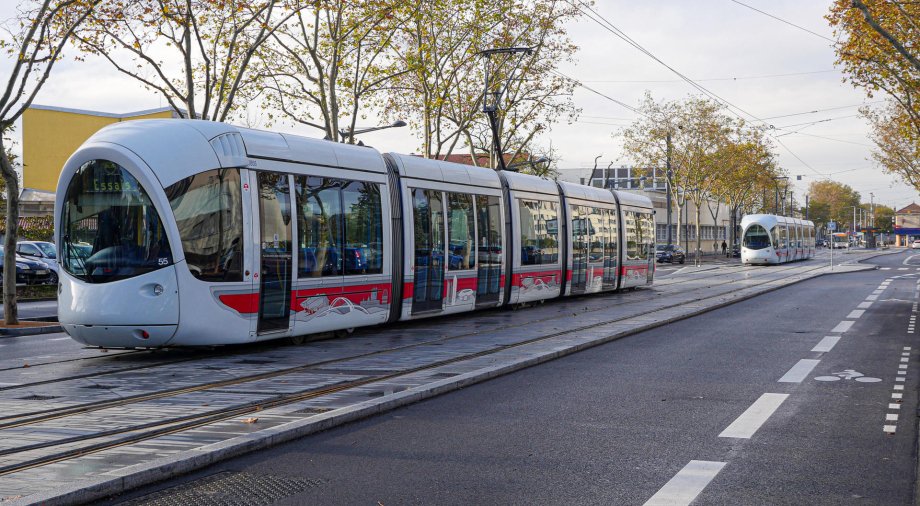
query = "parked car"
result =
(16, 240, 59, 284)
(655, 244, 685, 264)
(0, 246, 52, 285)
(911, 239, 920, 250)
(730, 244, 741, 258)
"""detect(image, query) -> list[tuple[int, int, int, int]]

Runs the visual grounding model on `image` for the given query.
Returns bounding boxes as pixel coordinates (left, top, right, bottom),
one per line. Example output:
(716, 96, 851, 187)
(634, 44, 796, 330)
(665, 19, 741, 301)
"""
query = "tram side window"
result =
(603, 208, 618, 284)
(295, 176, 342, 277)
(518, 199, 559, 265)
(166, 168, 243, 282)
(625, 211, 640, 260)
(342, 181, 383, 275)
(476, 195, 502, 267)
(61, 159, 173, 283)
(642, 212, 655, 258)
(589, 208, 605, 262)
(448, 193, 475, 270)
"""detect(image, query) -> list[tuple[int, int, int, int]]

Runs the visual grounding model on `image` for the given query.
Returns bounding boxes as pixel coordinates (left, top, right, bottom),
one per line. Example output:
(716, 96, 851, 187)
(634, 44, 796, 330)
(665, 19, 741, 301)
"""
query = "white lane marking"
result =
(881, 267, 891, 270)
(896, 377, 906, 382)
(857, 301, 873, 309)
(719, 393, 789, 439)
(890, 403, 902, 409)
(0, 382, 20, 387)
(899, 364, 908, 369)
(898, 370, 907, 375)
(48, 337, 71, 341)
(901, 357, 909, 363)
(899, 267, 909, 271)
(812, 336, 841, 353)
(887, 413, 899, 421)
(872, 290, 884, 295)
(643, 460, 726, 506)
(778, 359, 821, 383)
(893, 393, 903, 399)
(831, 321, 854, 333)
(847, 310, 865, 319)
(894, 384, 905, 391)
(866, 295, 879, 301)
(884, 425, 897, 433)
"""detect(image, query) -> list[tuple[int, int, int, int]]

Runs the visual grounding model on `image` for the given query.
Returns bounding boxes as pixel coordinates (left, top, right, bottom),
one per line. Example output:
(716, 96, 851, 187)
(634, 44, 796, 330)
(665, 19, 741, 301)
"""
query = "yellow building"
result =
(23, 105, 180, 194)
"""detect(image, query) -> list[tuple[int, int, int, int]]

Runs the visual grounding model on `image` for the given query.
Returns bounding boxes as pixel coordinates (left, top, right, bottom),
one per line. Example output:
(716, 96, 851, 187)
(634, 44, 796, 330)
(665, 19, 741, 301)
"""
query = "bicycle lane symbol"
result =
(814, 369, 882, 383)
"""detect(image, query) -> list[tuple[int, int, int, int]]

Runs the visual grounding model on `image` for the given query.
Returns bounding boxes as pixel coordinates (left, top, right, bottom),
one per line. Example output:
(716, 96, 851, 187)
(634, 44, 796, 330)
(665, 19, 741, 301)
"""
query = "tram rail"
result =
(0, 259, 840, 478)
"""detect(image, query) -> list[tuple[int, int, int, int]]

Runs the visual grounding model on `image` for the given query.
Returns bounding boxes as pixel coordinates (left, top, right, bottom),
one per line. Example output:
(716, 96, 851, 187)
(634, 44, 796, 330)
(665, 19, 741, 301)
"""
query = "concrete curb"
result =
(11, 262, 878, 506)
(0, 324, 62, 338)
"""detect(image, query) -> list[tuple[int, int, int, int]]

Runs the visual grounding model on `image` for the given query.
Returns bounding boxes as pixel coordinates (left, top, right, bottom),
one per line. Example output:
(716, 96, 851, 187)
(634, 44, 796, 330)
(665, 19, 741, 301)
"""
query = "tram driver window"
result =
(166, 169, 244, 282)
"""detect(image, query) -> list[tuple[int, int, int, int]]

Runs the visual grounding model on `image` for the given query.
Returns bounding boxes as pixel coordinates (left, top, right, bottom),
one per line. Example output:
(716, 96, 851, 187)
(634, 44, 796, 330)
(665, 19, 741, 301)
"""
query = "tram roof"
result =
(500, 170, 560, 197)
(740, 214, 814, 228)
(385, 152, 502, 189)
(84, 119, 389, 187)
(612, 190, 654, 210)
(557, 180, 616, 206)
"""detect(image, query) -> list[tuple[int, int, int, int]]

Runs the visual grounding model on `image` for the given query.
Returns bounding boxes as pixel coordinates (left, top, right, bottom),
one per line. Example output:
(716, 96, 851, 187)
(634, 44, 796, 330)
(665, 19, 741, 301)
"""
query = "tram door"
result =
(257, 172, 293, 334)
(412, 189, 445, 313)
(476, 195, 502, 306)
(570, 206, 588, 294)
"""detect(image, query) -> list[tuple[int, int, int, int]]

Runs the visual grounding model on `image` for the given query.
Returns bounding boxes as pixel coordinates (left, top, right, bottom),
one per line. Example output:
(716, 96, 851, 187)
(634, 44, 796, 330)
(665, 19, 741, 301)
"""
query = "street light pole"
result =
(666, 131, 673, 247)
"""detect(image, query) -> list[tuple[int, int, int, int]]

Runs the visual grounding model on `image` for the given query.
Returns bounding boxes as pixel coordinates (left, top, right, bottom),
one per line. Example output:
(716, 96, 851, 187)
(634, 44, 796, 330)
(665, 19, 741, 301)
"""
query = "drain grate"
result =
(234, 359, 276, 365)
(120, 472, 325, 506)
(18, 394, 59, 401)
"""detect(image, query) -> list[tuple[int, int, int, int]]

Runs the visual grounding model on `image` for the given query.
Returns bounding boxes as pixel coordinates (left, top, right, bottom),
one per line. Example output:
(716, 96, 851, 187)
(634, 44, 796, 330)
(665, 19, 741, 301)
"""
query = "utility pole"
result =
(479, 47, 533, 171)
(666, 131, 673, 247)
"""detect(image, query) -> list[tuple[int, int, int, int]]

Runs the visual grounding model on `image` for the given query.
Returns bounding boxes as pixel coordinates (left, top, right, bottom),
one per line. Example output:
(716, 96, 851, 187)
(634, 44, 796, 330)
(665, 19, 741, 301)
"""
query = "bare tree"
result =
(0, 0, 100, 324)
(258, 1, 412, 143)
(76, 0, 301, 122)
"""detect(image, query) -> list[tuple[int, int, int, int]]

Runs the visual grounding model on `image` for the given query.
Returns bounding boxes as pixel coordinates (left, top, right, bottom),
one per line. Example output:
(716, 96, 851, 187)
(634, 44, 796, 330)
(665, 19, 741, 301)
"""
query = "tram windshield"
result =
(742, 224, 771, 250)
(60, 160, 173, 283)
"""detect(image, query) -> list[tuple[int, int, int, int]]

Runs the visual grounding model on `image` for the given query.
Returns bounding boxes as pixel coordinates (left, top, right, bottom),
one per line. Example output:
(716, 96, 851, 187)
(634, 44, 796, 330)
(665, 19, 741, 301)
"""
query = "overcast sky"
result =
(2, 1, 915, 210)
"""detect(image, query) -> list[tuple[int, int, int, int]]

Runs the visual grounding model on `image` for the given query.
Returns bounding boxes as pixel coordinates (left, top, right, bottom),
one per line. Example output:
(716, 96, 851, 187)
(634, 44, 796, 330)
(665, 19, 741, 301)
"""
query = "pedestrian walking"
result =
(721, 240, 727, 256)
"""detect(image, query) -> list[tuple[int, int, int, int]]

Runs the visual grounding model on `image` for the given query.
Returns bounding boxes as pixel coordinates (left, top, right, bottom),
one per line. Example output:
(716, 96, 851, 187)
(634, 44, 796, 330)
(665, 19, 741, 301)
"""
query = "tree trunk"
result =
(695, 203, 702, 266)
(0, 138, 19, 324)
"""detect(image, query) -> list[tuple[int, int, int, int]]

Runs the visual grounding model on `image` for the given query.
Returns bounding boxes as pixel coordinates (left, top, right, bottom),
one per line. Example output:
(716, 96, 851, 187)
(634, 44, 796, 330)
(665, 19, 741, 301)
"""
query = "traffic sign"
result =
(828, 221, 836, 231)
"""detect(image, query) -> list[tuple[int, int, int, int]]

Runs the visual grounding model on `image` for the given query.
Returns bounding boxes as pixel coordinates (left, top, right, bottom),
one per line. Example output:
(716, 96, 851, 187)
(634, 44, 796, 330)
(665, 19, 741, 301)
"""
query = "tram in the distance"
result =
(55, 120, 655, 348)
(740, 214, 815, 265)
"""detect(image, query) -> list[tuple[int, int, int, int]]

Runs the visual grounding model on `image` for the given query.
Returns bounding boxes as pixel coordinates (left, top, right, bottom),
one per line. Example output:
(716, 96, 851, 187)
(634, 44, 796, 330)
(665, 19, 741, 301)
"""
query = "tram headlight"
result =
(153, 284, 164, 296)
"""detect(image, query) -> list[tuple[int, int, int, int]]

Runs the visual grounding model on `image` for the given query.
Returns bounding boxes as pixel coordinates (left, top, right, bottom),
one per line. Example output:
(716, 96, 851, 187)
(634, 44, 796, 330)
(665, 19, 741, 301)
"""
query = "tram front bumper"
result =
(62, 324, 177, 348)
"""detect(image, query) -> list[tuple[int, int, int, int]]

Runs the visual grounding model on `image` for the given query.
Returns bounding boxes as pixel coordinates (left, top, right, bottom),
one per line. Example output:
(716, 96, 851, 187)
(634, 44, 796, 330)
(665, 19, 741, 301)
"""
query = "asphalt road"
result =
(96, 250, 918, 505)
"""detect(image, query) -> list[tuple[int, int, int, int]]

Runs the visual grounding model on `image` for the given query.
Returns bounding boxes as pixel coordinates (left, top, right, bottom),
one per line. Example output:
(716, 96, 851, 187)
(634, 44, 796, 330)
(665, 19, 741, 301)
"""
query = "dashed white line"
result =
(884, 425, 897, 433)
(901, 357, 909, 363)
(893, 393, 903, 399)
(643, 460, 726, 506)
(896, 377, 906, 382)
(894, 384, 905, 391)
(47, 337, 71, 341)
(887, 413, 899, 421)
(812, 336, 841, 353)
(899, 267, 909, 271)
(890, 403, 901, 409)
(847, 310, 865, 319)
(778, 359, 821, 383)
(881, 267, 891, 270)
(831, 321, 854, 333)
(719, 393, 789, 439)
(866, 295, 879, 301)
(857, 301, 873, 309)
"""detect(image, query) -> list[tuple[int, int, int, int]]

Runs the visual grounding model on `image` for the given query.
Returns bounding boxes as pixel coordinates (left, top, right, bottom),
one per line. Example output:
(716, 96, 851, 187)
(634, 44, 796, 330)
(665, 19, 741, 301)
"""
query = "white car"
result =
(16, 240, 59, 284)
(911, 239, 920, 249)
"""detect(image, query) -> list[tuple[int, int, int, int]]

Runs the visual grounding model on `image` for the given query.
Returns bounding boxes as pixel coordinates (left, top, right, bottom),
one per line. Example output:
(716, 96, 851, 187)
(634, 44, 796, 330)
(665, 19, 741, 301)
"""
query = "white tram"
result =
(54, 120, 655, 348)
(740, 214, 815, 265)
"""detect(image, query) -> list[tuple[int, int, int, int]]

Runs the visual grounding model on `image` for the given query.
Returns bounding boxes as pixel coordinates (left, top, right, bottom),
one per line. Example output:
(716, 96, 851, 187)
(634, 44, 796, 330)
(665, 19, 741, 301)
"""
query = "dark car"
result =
(655, 244, 685, 264)
(0, 246, 53, 285)
(730, 244, 741, 258)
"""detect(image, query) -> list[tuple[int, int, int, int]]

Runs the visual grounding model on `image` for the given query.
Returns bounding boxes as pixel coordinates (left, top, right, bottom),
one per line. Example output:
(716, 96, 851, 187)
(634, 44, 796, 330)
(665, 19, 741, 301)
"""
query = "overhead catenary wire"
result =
(728, 0, 837, 44)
